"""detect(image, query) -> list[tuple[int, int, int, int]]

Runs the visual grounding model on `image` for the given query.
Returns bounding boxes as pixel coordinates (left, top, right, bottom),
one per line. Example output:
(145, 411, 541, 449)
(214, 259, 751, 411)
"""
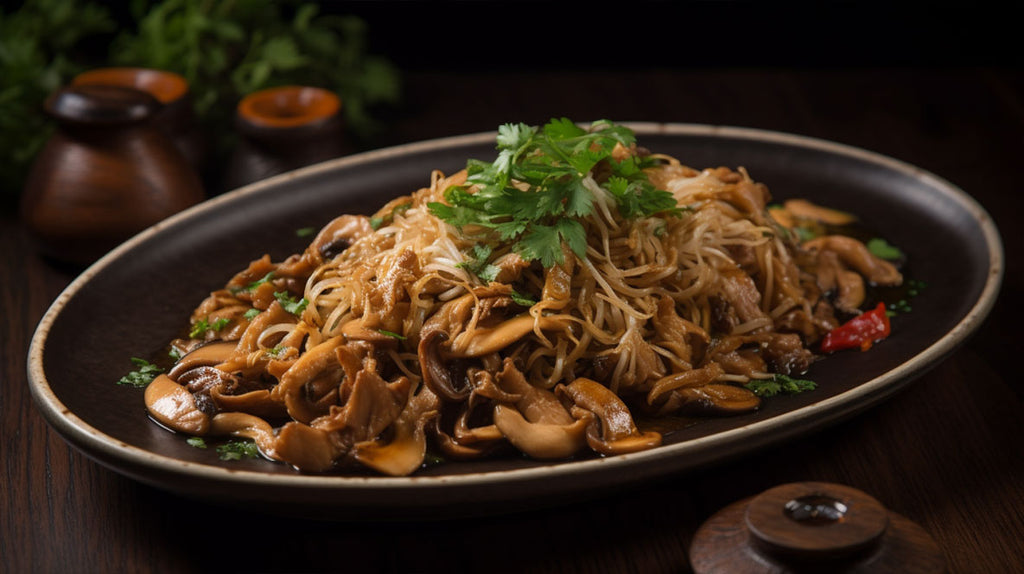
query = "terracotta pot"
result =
(223, 85, 347, 191)
(72, 67, 210, 177)
(20, 84, 205, 266)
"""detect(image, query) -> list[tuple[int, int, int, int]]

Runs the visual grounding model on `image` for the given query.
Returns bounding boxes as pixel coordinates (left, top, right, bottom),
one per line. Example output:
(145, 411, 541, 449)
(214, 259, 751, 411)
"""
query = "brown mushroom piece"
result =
(671, 383, 762, 416)
(167, 340, 237, 380)
(557, 378, 662, 456)
(491, 359, 588, 460)
(273, 421, 340, 472)
(209, 411, 279, 459)
(418, 330, 471, 402)
(783, 199, 857, 225)
(353, 387, 441, 476)
(803, 235, 902, 286)
(144, 374, 211, 435)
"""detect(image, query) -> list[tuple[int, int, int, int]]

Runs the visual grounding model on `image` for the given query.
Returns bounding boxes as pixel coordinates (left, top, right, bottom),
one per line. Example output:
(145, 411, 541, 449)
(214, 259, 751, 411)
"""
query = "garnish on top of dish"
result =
(124, 118, 905, 475)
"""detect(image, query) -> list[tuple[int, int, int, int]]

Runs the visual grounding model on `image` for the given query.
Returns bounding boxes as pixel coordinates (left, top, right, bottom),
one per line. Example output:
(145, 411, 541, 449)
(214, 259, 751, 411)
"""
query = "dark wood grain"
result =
(3, 65, 1022, 574)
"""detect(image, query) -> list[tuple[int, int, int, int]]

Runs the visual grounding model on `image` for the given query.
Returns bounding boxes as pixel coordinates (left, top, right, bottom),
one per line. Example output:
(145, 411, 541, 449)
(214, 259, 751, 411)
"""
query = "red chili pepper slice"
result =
(820, 302, 891, 353)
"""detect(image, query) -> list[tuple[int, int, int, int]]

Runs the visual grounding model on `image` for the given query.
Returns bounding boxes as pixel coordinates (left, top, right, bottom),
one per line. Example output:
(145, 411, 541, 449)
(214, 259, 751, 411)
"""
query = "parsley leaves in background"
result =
(0, 0, 400, 205)
(0, 0, 115, 202)
(429, 119, 681, 269)
(117, 358, 163, 387)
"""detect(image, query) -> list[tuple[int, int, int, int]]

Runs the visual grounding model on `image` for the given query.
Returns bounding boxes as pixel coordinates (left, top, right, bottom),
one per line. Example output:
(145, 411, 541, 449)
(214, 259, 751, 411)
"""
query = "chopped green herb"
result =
(230, 271, 275, 294)
(369, 216, 384, 230)
(377, 329, 407, 340)
(457, 244, 501, 283)
(510, 290, 537, 307)
(189, 316, 231, 338)
(243, 308, 261, 320)
(744, 374, 817, 397)
(186, 437, 207, 449)
(117, 357, 163, 388)
(266, 345, 287, 358)
(428, 118, 681, 268)
(794, 225, 820, 242)
(866, 238, 903, 260)
(216, 439, 259, 461)
(295, 226, 316, 238)
(168, 347, 183, 362)
(274, 291, 309, 315)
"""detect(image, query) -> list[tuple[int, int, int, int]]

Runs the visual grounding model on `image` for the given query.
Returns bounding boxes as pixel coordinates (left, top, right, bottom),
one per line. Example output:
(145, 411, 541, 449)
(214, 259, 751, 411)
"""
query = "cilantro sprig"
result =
(744, 374, 818, 397)
(428, 118, 680, 268)
(274, 291, 309, 315)
(189, 316, 231, 338)
(117, 358, 163, 388)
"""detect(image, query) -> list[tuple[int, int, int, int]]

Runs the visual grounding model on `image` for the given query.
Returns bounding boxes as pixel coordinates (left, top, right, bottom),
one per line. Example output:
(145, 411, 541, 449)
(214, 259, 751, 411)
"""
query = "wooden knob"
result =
(690, 482, 946, 573)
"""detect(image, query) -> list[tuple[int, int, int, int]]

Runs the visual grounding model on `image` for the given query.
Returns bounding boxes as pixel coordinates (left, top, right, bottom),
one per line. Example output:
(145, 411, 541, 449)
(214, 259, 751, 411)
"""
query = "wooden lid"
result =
(690, 482, 946, 573)
(44, 85, 161, 126)
(73, 67, 189, 105)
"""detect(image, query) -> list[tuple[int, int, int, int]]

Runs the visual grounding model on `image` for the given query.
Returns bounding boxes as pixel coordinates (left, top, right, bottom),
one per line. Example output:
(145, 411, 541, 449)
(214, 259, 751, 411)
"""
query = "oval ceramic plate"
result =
(28, 124, 1003, 519)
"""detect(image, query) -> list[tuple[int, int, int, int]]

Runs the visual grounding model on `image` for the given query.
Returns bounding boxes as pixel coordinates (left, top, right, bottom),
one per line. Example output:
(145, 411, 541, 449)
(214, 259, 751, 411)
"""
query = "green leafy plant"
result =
(109, 0, 401, 152)
(0, 0, 115, 203)
(0, 0, 400, 205)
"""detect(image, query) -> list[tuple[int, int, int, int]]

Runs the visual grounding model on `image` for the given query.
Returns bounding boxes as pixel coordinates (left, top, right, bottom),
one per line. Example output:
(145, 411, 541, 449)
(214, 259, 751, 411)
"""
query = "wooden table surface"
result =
(2, 20, 1023, 573)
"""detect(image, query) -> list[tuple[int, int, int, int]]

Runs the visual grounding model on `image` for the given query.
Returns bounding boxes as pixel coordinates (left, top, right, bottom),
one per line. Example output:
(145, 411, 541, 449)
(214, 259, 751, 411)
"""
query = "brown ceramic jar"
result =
(71, 67, 210, 177)
(223, 85, 347, 191)
(20, 84, 205, 266)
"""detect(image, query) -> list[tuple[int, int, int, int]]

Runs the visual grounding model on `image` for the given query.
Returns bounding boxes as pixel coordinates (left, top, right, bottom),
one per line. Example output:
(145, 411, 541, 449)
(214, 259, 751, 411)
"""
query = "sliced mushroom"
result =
(167, 340, 237, 380)
(671, 384, 761, 416)
(783, 199, 857, 225)
(647, 363, 726, 408)
(493, 405, 589, 460)
(557, 378, 662, 456)
(353, 387, 440, 476)
(273, 336, 345, 423)
(273, 421, 340, 472)
(145, 374, 210, 435)
(448, 314, 563, 358)
(803, 235, 902, 286)
(418, 330, 471, 402)
(209, 411, 279, 459)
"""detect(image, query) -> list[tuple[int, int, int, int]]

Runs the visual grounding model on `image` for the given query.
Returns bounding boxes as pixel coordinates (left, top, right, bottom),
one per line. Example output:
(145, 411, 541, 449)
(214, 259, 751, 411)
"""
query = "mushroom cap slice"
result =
(673, 383, 762, 416)
(557, 378, 662, 456)
(353, 387, 440, 476)
(493, 404, 589, 460)
(167, 340, 237, 380)
(273, 422, 340, 473)
(144, 374, 211, 435)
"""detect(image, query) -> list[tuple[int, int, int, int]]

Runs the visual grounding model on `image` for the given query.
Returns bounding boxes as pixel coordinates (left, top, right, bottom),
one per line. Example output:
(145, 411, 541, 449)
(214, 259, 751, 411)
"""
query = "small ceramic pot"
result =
(20, 84, 206, 266)
(223, 85, 347, 191)
(72, 67, 210, 177)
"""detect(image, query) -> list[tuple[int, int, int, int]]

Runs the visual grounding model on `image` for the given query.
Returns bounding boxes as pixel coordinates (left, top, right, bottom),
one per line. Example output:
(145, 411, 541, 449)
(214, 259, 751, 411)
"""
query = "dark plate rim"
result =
(27, 122, 1004, 496)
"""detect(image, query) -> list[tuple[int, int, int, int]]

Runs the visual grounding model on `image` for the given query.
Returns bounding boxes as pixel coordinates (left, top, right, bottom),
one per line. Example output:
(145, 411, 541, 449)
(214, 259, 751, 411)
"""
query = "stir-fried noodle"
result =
(143, 120, 903, 475)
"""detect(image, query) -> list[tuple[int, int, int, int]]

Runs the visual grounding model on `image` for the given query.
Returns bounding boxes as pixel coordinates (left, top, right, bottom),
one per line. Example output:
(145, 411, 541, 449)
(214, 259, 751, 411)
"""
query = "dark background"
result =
(322, 1, 1019, 71)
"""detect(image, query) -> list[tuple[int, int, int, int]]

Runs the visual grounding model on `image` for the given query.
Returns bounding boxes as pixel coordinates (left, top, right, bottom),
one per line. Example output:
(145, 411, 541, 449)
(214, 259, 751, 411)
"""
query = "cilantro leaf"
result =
(189, 317, 231, 338)
(457, 244, 501, 283)
(117, 357, 163, 388)
(274, 291, 309, 315)
(428, 118, 680, 268)
(510, 291, 537, 307)
(744, 374, 818, 397)
(866, 237, 903, 260)
(216, 439, 259, 461)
